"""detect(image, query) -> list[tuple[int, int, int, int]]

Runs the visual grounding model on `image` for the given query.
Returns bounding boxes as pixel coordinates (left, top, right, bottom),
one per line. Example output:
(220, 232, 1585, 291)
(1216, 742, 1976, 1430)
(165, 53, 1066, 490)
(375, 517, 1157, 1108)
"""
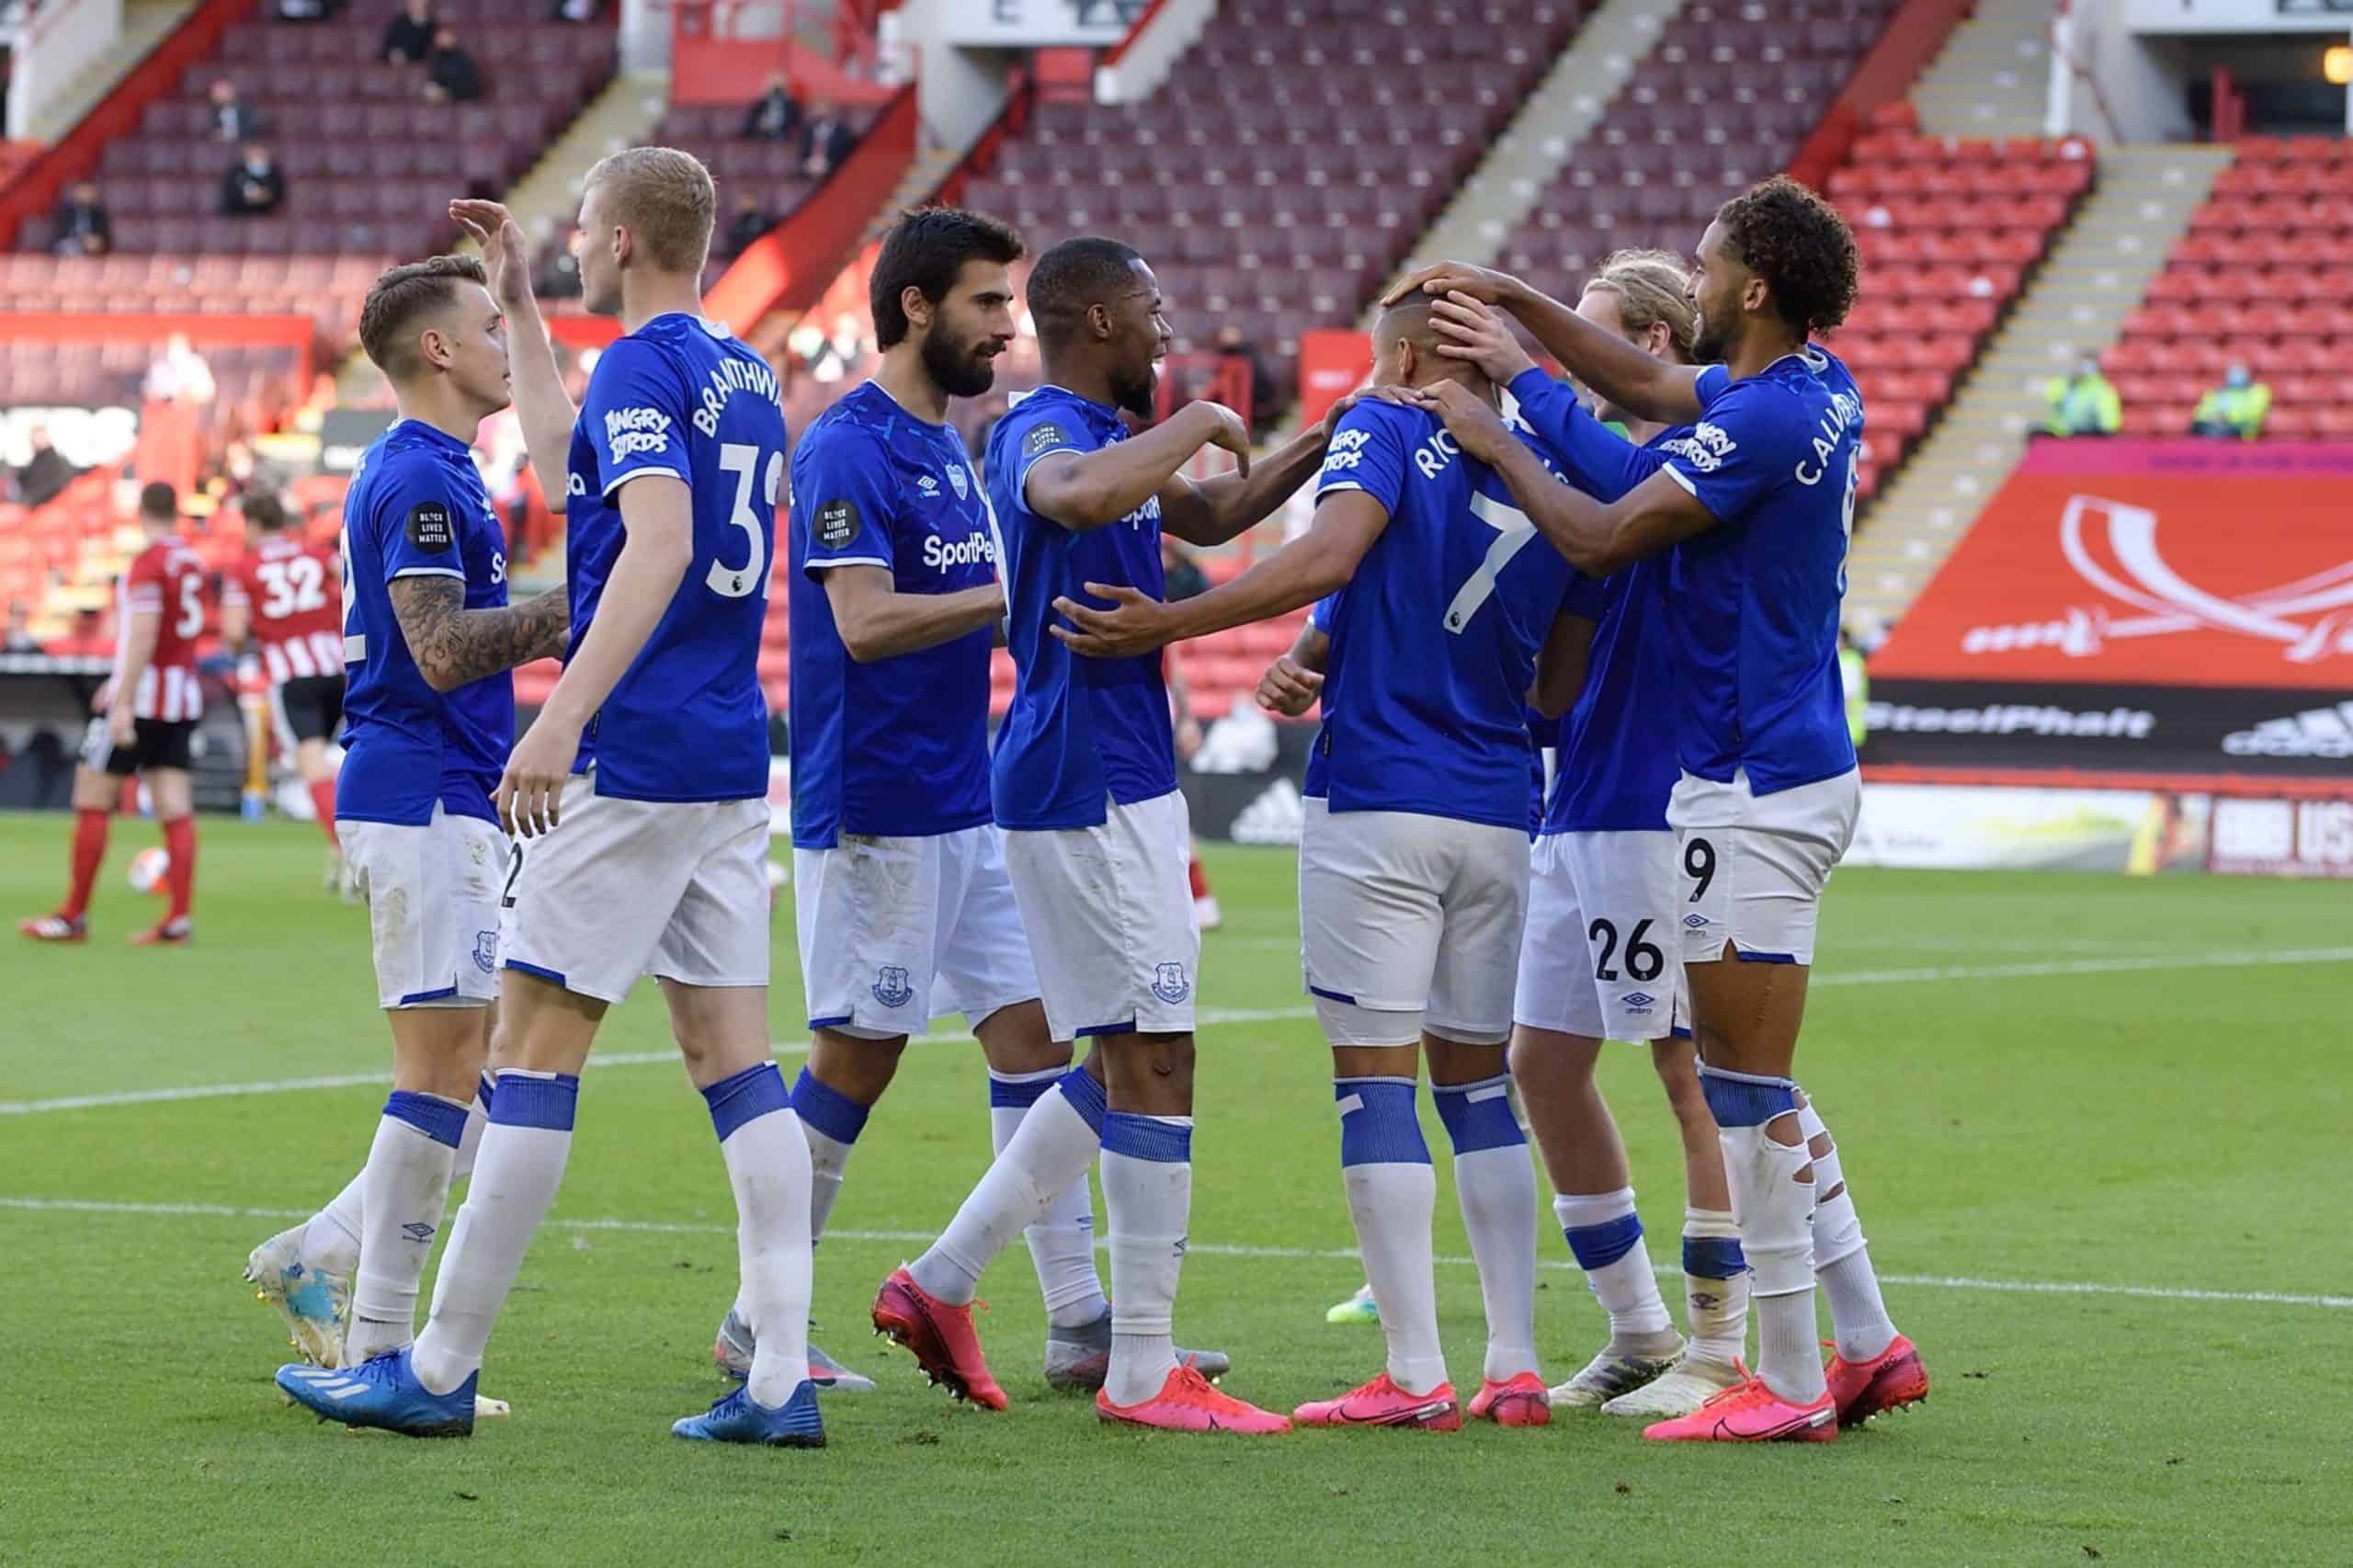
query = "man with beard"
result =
(874, 235, 1327, 1433)
(715, 208, 1230, 1401)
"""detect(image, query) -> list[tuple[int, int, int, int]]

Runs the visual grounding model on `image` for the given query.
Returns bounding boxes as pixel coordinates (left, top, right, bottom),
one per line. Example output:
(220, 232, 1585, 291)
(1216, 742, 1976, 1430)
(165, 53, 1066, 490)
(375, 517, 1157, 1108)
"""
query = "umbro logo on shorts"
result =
(1622, 992, 1657, 1014)
(1683, 914, 1711, 930)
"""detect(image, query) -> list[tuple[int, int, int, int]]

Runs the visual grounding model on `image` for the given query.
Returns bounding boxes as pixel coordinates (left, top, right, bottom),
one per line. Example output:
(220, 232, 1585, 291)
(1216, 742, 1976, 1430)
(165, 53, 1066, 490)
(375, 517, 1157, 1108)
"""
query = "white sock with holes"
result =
(1799, 1096, 1897, 1361)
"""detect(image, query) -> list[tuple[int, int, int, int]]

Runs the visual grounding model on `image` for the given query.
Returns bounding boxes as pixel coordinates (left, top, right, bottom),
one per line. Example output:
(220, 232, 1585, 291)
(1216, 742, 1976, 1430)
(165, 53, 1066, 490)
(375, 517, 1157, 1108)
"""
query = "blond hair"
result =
(1586, 248, 1699, 362)
(585, 146, 716, 276)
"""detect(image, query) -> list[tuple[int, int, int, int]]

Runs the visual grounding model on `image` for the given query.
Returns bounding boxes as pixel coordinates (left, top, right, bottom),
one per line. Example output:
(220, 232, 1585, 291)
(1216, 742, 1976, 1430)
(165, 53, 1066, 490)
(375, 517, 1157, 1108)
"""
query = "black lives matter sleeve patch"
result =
(1022, 422, 1069, 460)
(813, 497, 859, 550)
(406, 501, 456, 553)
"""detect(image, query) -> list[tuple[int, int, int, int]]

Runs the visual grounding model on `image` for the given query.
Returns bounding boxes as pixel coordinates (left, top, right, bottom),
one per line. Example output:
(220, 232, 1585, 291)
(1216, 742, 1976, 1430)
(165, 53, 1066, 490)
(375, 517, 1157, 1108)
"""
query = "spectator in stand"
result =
(52, 182, 111, 256)
(4, 601, 39, 653)
(742, 71, 801, 142)
(801, 99, 856, 177)
(15, 426, 76, 506)
(143, 335, 218, 404)
(2191, 364, 2270, 440)
(550, 0, 601, 17)
(209, 79, 261, 143)
(276, 0, 347, 17)
(1214, 322, 1280, 437)
(2043, 358, 2120, 437)
(722, 190, 771, 262)
(534, 222, 584, 299)
(222, 144, 286, 217)
(423, 27, 484, 103)
(381, 0, 435, 63)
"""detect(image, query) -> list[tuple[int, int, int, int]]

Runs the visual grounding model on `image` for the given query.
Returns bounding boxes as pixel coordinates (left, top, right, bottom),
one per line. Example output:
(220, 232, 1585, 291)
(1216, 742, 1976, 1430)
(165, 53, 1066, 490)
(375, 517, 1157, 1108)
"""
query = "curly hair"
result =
(1715, 176, 1859, 336)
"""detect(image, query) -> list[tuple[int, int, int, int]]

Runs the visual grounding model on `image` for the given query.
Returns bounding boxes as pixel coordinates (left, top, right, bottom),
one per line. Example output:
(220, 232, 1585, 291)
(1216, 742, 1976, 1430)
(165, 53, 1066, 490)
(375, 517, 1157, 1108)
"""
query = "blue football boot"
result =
(672, 1380, 824, 1448)
(277, 1346, 475, 1437)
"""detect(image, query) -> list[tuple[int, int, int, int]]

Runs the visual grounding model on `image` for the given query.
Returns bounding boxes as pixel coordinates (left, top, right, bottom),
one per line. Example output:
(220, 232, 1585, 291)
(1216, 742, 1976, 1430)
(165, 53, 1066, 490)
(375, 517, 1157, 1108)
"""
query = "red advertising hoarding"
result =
(1864, 440, 2353, 778)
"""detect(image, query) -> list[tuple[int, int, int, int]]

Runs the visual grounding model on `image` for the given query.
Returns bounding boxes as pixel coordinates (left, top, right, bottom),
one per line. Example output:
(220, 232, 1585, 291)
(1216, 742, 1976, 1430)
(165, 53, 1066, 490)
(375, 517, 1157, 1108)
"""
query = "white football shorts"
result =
(1000, 789, 1197, 1041)
(500, 773, 772, 1005)
(1514, 829, 1688, 1041)
(1299, 798, 1529, 1048)
(1667, 766, 1860, 969)
(794, 822, 1040, 1039)
(340, 805, 506, 1010)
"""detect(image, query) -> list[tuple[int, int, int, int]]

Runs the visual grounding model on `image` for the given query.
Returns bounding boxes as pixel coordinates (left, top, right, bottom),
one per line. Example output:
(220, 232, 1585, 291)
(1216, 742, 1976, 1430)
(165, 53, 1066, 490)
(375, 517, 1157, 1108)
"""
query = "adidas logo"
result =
(2222, 701, 2353, 759)
(1230, 778, 1306, 846)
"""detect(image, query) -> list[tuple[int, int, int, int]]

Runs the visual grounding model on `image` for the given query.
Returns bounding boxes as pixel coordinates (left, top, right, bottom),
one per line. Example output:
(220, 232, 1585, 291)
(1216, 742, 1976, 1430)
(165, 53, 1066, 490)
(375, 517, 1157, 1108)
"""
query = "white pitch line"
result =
(6, 949, 2349, 1119)
(2, 1195, 2346, 1312)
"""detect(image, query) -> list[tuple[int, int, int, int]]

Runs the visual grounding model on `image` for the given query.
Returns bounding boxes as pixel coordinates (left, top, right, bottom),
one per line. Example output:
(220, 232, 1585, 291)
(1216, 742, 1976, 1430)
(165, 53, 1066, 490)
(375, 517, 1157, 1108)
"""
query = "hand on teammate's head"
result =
(1429, 294, 1535, 384)
(1190, 401, 1251, 476)
(449, 199, 533, 306)
(1381, 259, 1518, 310)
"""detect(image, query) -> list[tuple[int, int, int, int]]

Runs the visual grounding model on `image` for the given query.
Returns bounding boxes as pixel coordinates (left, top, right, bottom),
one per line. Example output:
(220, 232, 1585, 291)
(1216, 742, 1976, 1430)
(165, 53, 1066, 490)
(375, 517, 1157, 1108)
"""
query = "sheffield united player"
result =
(19, 482, 209, 947)
(222, 491, 347, 863)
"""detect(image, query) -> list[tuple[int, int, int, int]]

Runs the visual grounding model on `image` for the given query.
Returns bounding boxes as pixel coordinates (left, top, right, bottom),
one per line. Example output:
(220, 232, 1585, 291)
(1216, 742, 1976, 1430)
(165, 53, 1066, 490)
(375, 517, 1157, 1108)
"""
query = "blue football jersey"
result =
(1505, 369, 1683, 835)
(985, 384, 1175, 832)
(1659, 348, 1862, 794)
(1307, 399, 1585, 832)
(564, 312, 785, 802)
(335, 419, 514, 827)
(787, 381, 998, 848)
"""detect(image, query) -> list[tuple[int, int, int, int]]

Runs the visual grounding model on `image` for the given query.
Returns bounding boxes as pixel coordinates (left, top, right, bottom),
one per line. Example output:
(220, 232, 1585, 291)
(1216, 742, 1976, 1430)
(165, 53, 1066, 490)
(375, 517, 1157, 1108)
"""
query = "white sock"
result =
(910, 1072, 1102, 1306)
(801, 1121, 852, 1244)
(1099, 1111, 1190, 1408)
(706, 1064, 814, 1407)
(411, 1071, 577, 1396)
(1718, 1120, 1824, 1404)
(1681, 1206, 1752, 1368)
(1555, 1188, 1677, 1352)
(1433, 1074, 1539, 1382)
(990, 1066, 1107, 1329)
(303, 1174, 365, 1276)
(1798, 1096, 1897, 1360)
(347, 1091, 466, 1364)
(1336, 1075, 1446, 1395)
(789, 1065, 870, 1245)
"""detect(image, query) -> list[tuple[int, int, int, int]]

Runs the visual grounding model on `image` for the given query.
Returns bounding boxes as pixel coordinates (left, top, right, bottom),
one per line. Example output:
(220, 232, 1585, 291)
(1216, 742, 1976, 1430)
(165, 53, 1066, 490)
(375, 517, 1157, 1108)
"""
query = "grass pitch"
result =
(3, 812, 2347, 1565)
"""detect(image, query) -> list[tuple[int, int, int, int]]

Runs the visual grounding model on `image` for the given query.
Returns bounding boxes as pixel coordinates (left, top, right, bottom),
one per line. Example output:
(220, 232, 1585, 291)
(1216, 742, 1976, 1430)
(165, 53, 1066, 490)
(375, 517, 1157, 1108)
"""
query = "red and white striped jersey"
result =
(103, 537, 209, 722)
(224, 534, 344, 686)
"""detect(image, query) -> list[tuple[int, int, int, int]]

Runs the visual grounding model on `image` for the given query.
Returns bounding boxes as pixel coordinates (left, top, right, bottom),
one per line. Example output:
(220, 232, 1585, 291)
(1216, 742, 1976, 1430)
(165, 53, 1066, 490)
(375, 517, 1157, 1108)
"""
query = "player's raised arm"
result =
(1157, 417, 1323, 547)
(1388, 260, 1705, 427)
(451, 199, 576, 513)
(1022, 398, 1248, 532)
(1411, 380, 1713, 578)
(386, 574, 569, 692)
(1052, 487, 1387, 658)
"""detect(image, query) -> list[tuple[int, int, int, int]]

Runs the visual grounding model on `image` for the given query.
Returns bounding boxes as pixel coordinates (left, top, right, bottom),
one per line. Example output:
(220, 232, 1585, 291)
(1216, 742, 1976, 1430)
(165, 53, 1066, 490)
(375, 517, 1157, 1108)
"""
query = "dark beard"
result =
(919, 327, 996, 399)
(1108, 363, 1157, 420)
(1692, 318, 1732, 368)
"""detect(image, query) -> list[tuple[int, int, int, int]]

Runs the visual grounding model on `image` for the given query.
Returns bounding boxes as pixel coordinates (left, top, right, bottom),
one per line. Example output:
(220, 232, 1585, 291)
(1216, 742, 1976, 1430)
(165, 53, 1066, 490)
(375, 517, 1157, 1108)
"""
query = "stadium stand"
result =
(957, 0, 1590, 417)
(1495, 0, 1904, 300)
(8, 2, 615, 346)
(1826, 114, 2092, 497)
(2110, 137, 2353, 439)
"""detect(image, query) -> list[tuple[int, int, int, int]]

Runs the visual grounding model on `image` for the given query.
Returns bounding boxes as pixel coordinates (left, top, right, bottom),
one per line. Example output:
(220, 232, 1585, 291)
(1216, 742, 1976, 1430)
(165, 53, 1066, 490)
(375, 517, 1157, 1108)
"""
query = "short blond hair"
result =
(585, 146, 716, 275)
(1586, 248, 1699, 362)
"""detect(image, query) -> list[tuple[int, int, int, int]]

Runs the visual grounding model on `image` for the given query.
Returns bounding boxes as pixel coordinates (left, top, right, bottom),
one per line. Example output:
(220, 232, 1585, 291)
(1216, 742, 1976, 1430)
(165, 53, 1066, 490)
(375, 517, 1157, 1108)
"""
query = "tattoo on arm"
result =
(388, 576, 571, 689)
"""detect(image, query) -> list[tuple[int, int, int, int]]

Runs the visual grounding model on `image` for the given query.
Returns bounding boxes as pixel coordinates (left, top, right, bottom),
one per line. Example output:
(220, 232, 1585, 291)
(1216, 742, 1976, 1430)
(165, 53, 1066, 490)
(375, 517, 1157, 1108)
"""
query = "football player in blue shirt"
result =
(1054, 298, 1590, 1434)
(251, 256, 566, 1397)
(1393, 176, 1926, 1443)
(284, 153, 822, 1449)
(1433, 256, 1759, 1423)
(894, 236, 1326, 1435)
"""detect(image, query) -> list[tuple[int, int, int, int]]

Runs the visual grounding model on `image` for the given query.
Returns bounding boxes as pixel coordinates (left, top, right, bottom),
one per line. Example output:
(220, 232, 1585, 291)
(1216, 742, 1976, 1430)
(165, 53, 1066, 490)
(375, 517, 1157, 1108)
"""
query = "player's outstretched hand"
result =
(495, 713, 578, 839)
(1408, 381, 1514, 463)
(449, 199, 535, 310)
(1190, 401, 1252, 477)
(1431, 293, 1537, 383)
(1050, 583, 1174, 659)
(1381, 259, 1523, 310)
(1256, 653, 1324, 718)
